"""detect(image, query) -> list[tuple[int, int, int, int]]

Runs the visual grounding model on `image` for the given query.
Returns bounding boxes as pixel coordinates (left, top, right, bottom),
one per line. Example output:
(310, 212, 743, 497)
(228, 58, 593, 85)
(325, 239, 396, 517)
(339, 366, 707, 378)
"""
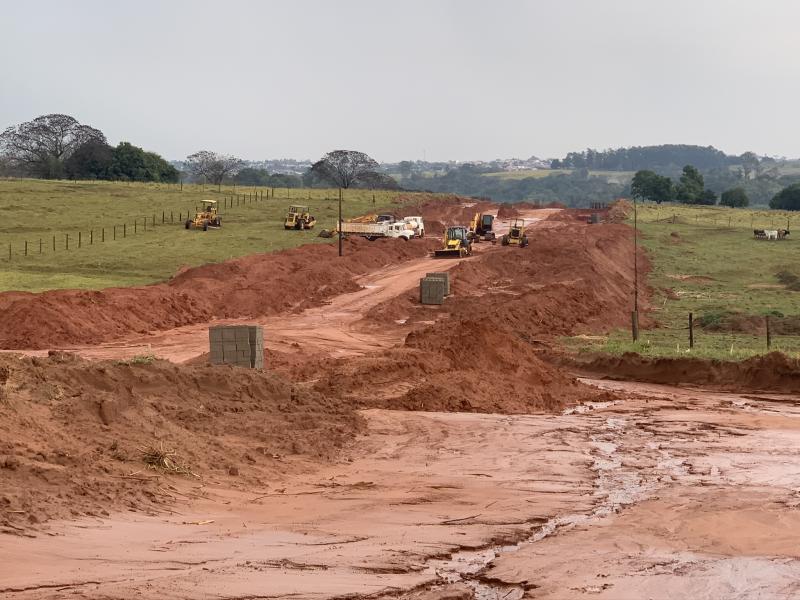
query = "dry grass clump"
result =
(140, 442, 197, 477)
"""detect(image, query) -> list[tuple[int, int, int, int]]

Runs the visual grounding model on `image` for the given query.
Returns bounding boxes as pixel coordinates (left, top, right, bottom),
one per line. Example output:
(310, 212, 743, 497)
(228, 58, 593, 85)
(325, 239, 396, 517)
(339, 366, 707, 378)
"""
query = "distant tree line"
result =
(551, 144, 738, 171)
(0, 114, 178, 183)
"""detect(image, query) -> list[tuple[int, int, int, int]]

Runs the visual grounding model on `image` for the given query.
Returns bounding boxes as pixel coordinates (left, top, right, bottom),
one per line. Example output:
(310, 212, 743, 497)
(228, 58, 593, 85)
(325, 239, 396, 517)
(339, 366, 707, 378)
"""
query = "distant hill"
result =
(551, 144, 739, 172)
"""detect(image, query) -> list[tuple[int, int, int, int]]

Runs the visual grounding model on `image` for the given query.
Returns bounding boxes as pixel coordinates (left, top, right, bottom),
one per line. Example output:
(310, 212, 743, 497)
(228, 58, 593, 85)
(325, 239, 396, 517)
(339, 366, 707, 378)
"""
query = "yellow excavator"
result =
(185, 200, 221, 231)
(434, 225, 473, 258)
(501, 218, 529, 247)
(468, 212, 496, 243)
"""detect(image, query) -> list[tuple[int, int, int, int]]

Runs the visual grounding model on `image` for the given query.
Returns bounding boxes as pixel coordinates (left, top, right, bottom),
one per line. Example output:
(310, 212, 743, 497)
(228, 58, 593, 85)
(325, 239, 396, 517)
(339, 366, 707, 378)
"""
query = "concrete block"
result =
(209, 327, 223, 343)
(209, 324, 266, 369)
(420, 277, 446, 305)
(426, 272, 450, 295)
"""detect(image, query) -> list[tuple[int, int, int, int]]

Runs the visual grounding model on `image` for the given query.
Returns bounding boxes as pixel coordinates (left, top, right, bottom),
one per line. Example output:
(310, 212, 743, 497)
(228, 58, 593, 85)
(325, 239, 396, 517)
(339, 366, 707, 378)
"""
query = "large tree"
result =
(64, 139, 113, 180)
(675, 165, 706, 204)
(720, 187, 749, 208)
(770, 184, 800, 211)
(0, 113, 105, 178)
(310, 150, 380, 188)
(186, 150, 243, 190)
(630, 169, 673, 203)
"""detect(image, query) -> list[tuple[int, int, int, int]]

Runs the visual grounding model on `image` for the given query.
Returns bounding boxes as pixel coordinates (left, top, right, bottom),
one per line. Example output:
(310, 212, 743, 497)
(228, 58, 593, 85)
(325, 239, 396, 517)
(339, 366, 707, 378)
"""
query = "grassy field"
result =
(565, 202, 800, 359)
(0, 179, 423, 292)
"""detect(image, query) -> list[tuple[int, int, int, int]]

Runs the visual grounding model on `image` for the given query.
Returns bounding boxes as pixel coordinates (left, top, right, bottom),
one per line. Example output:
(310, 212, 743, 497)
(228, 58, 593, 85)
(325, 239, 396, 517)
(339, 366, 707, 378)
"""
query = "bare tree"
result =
(310, 150, 380, 188)
(0, 114, 105, 178)
(186, 150, 244, 190)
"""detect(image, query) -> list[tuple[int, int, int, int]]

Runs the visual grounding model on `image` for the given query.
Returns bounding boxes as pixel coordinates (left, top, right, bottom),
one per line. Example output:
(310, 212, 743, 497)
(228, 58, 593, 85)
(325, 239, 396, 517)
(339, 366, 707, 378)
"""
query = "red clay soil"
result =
(0, 236, 439, 350)
(312, 317, 618, 414)
(0, 196, 492, 351)
(0, 352, 362, 534)
(365, 220, 650, 337)
(566, 351, 800, 394)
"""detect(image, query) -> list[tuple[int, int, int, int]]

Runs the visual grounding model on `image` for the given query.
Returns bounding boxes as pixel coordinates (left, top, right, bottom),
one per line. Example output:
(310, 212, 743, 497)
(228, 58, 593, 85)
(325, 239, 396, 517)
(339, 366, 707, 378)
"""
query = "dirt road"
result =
(25, 209, 558, 363)
(4, 382, 799, 599)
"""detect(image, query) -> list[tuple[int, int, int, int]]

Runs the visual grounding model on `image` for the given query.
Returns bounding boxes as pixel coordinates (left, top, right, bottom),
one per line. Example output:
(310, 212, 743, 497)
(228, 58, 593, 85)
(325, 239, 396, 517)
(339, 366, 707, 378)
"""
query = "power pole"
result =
(338, 187, 343, 257)
(632, 196, 639, 342)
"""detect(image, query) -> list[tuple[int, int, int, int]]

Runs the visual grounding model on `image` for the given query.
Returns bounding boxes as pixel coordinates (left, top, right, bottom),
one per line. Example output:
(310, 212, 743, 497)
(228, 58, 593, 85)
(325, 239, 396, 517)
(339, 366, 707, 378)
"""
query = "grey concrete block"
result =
(426, 272, 450, 295)
(420, 277, 446, 305)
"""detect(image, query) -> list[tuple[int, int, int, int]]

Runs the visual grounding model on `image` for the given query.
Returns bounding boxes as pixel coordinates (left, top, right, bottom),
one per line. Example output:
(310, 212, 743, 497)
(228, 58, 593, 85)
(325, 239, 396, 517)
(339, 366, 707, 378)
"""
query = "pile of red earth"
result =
(313, 317, 617, 413)
(0, 352, 361, 533)
(567, 351, 800, 394)
(365, 220, 650, 336)
(0, 236, 440, 350)
(394, 194, 496, 236)
(606, 199, 633, 223)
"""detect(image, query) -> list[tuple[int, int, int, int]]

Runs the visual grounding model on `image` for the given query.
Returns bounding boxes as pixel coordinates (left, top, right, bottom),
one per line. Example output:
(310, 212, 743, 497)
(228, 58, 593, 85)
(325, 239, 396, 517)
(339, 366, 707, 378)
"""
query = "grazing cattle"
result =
(754, 228, 790, 240)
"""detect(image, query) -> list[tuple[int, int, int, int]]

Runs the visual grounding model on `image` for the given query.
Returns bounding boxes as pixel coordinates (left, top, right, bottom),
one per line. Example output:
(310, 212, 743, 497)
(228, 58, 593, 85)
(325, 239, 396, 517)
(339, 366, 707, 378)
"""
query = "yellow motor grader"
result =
(434, 225, 473, 258)
(501, 218, 529, 247)
(185, 200, 221, 231)
(284, 205, 317, 230)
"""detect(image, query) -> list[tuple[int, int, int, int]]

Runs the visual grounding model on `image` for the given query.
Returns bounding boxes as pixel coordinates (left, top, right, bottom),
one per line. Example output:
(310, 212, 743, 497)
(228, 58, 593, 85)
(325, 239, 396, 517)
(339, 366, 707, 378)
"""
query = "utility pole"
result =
(338, 187, 343, 257)
(632, 195, 639, 342)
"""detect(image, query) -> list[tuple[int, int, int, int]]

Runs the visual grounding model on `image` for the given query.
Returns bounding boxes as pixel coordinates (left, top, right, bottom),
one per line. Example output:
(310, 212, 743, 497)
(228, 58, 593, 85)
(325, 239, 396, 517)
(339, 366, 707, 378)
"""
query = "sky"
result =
(2, 0, 799, 163)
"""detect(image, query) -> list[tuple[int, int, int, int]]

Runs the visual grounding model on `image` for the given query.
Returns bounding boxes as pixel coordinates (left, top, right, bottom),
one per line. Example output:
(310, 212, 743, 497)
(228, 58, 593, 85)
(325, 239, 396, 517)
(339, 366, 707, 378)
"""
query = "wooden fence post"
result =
(90, 230, 93, 245)
(124, 224, 127, 238)
(78, 232, 82, 248)
(689, 312, 694, 349)
(102, 228, 105, 243)
(766, 315, 772, 350)
(7, 243, 10, 261)
(53, 235, 56, 251)
(39, 239, 43, 254)
(66, 234, 70, 250)
(135, 221, 137, 234)
(24, 241, 27, 256)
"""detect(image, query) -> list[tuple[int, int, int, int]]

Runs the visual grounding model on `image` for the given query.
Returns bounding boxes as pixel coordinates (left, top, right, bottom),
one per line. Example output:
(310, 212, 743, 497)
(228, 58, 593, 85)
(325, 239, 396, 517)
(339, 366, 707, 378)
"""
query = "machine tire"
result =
(185, 220, 191, 229)
(203, 222, 208, 231)
(522, 236, 528, 247)
(295, 222, 302, 230)
(501, 235, 509, 246)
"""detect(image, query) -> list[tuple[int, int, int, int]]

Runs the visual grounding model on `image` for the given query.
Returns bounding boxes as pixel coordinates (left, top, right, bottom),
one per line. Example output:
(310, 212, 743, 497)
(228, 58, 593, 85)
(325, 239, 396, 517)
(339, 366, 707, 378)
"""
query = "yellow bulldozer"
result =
(185, 200, 221, 231)
(434, 225, 473, 258)
(284, 205, 317, 230)
(468, 212, 496, 243)
(501, 218, 529, 247)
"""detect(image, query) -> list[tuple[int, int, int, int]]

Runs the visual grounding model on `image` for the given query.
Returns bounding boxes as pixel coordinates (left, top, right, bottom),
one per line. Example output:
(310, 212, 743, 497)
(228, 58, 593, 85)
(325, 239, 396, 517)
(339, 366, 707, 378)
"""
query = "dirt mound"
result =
(366, 221, 649, 338)
(606, 199, 633, 223)
(0, 352, 361, 533)
(568, 351, 800, 393)
(395, 195, 496, 234)
(313, 318, 615, 414)
(0, 236, 438, 350)
(496, 203, 520, 219)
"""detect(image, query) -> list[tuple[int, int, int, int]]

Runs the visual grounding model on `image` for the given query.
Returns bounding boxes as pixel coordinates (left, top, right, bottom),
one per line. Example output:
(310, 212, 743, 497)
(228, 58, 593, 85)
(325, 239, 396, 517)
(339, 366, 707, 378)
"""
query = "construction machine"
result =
(501, 218, 529, 247)
(468, 212, 496, 243)
(185, 200, 221, 231)
(284, 205, 316, 230)
(434, 225, 473, 258)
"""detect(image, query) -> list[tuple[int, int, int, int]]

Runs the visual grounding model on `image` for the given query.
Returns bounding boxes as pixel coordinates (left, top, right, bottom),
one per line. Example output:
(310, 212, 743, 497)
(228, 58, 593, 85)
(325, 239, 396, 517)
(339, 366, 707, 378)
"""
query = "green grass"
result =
(565, 202, 800, 360)
(0, 178, 430, 292)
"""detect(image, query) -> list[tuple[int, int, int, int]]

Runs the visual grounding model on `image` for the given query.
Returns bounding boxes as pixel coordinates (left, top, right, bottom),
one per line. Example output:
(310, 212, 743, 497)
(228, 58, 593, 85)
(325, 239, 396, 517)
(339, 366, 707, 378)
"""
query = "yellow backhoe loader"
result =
(185, 200, 221, 231)
(284, 205, 317, 230)
(501, 218, 529, 247)
(434, 225, 473, 258)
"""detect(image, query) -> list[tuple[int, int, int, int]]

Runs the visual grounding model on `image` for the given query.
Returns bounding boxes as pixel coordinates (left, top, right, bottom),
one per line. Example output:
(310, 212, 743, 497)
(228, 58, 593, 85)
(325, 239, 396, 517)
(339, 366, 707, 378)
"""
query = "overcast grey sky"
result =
(2, 0, 799, 162)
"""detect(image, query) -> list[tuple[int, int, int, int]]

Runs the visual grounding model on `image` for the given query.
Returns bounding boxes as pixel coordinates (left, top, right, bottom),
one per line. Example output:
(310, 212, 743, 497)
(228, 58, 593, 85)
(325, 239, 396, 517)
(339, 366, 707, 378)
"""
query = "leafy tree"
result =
(234, 167, 269, 186)
(0, 113, 105, 178)
(770, 184, 800, 211)
(310, 150, 380, 188)
(631, 170, 673, 203)
(698, 188, 717, 205)
(720, 187, 749, 208)
(739, 151, 760, 180)
(556, 144, 736, 172)
(675, 165, 705, 203)
(186, 150, 244, 190)
(108, 142, 177, 182)
(64, 139, 113, 180)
